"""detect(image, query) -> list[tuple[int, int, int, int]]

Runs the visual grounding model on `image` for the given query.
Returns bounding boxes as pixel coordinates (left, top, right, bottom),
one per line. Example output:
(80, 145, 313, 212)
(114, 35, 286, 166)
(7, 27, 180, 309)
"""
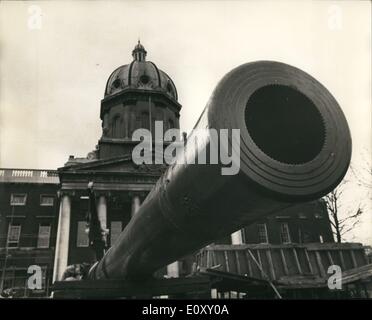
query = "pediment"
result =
(59, 156, 167, 175)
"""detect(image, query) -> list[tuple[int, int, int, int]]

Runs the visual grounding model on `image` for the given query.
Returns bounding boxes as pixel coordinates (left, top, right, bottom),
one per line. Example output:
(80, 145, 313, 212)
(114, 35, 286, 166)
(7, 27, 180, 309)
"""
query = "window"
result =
(76, 221, 89, 247)
(166, 82, 174, 96)
(135, 115, 142, 131)
(257, 223, 269, 243)
(110, 221, 123, 246)
(112, 78, 121, 89)
(280, 223, 291, 244)
(7, 223, 21, 248)
(140, 75, 150, 84)
(40, 195, 54, 206)
(37, 224, 51, 248)
(10, 194, 27, 206)
(112, 116, 122, 138)
(314, 212, 323, 219)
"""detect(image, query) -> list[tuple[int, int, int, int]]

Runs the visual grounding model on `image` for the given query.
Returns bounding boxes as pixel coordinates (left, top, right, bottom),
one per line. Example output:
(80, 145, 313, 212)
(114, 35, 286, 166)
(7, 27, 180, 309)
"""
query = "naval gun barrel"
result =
(88, 61, 351, 280)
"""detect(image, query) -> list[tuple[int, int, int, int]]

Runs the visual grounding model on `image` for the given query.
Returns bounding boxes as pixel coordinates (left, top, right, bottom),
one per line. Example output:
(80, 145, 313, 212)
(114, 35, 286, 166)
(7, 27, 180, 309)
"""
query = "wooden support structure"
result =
(339, 250, 346, 269)
(327, 251, 334, 265)
(256, 250, 264, 278)
(350, 250, 358, 268)
(280, 249, 289, 275)
(293, 248, 302, 275)
(235, 251, 241, 275)
(224, 251, 230, 273)
(305, 250, 314, 274)
(266, 249, 276, 280)
(196, 242, 368, 284)
(315, 251, 326, 277)
(247, 249, 282, 299)
(245, 251, 253, 277)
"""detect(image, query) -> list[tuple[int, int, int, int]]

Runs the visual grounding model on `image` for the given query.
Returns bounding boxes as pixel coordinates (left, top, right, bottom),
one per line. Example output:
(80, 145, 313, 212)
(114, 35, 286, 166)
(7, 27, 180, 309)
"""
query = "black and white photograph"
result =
(0, 0, 371, 308)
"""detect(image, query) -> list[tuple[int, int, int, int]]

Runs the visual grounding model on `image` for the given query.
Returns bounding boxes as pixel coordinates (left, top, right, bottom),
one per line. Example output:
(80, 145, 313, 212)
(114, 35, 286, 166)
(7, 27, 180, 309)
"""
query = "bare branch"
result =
(323, 182, 365, 242)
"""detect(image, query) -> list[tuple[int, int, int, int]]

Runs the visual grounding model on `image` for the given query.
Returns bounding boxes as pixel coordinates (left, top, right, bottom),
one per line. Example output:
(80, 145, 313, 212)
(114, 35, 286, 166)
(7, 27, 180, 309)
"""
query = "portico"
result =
(52, 157, 164, 281)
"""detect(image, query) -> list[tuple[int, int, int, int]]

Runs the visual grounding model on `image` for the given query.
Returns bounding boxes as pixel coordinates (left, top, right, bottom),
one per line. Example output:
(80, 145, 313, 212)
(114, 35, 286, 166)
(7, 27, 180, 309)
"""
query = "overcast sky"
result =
(0, 1, 371, 245)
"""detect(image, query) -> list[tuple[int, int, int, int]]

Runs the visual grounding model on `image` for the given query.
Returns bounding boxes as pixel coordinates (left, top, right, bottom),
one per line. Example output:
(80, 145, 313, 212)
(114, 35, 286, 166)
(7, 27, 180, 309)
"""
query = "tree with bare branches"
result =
(324, 183, 364, 243)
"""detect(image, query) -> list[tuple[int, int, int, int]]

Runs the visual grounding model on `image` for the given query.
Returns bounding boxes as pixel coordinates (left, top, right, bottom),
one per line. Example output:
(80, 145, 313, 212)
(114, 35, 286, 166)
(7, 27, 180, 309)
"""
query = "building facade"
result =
(217, 200, 333, 246)
(0, 169, 59, 297)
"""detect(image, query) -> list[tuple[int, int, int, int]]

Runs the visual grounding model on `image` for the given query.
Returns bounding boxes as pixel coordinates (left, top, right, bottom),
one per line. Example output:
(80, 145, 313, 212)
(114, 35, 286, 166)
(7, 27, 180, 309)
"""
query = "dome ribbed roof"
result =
(104, 41, 178, 101)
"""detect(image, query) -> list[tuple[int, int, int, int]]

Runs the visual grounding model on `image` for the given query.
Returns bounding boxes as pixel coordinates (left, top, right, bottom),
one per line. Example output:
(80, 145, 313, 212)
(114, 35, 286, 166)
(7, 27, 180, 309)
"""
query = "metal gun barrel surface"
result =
(88, 61, 351, 280)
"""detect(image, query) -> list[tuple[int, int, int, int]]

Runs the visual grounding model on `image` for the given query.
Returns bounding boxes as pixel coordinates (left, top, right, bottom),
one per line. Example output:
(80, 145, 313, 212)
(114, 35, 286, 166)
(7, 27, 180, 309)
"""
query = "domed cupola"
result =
(104, 41, 178, 101)
(98, 41, 182, 160)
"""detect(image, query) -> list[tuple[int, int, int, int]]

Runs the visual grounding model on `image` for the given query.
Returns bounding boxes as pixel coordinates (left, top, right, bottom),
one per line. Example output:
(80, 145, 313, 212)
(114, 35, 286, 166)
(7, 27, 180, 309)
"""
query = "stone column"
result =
(166, 261, 179, 278)
(231, 230, 243, 245)
(131, 194, 141, 217)
(97, 195, 109, 241)
(52, 193, 72, 282)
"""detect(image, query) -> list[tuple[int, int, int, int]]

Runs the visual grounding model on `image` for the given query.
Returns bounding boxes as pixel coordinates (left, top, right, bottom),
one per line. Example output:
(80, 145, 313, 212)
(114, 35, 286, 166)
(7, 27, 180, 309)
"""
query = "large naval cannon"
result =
(88, 61, 351, 281)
